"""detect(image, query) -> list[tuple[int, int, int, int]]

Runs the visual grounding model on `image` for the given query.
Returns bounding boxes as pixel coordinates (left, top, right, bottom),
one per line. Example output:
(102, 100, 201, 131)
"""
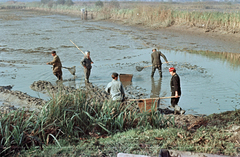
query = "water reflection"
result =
(185, 50, 240, 68)
(150, 77, 162, 98)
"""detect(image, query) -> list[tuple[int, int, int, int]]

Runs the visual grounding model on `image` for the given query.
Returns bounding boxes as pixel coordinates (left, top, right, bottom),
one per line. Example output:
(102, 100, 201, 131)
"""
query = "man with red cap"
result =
(169, 67, 185, 115)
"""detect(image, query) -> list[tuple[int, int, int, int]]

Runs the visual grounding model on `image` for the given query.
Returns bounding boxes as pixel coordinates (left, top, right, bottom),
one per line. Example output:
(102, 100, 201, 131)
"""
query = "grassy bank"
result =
(1, 1, 240, 32)
(0, 88, 240, 156)
(0, 89, 175, 156)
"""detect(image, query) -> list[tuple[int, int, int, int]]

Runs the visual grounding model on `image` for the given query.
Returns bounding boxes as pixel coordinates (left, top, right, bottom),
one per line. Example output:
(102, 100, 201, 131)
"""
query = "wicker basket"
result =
(119, 74, 133, 82)
(137, 98, 159, 112)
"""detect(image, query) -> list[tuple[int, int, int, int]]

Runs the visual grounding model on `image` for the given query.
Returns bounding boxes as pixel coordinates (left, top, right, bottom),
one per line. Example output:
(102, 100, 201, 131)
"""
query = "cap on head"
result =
(169, 67, 176, 72)
(51, 51, 56, 54)
(85, 50, 90, 55)
(152, 47, 157, 51)
(112, 72, 118, 78)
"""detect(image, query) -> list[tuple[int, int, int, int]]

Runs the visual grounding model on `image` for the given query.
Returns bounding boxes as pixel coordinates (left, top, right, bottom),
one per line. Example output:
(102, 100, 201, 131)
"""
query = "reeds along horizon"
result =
(3, 2, 240, 30)
(97, 3, 240, 30)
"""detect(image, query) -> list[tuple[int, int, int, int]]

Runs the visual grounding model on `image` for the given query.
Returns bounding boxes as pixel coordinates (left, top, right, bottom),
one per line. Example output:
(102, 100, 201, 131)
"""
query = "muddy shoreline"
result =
(106, 19, 240, 54)
(1, 9, 239, 116)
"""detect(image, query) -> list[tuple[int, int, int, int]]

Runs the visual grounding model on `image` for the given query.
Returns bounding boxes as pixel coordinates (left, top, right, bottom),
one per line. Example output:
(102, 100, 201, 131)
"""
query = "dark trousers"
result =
(84, 68, 91, 82)
(53, 70, 62, 80)
(171, 92, 180, 107)
(151, 65, 162, 77)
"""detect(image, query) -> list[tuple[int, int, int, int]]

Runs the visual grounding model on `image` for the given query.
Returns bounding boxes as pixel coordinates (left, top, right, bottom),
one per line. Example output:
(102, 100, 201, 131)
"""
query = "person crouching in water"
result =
(81, 50, 93, 83)
(46, 51, 62, 81)
(169, 67, 185, 115)
(105, 73, 125, 102)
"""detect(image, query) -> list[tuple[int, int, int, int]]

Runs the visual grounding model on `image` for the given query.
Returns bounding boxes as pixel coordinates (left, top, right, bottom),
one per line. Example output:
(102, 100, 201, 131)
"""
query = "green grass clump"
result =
(20, 126, 238, 156)
(1, 89, 239, 156)
(0, 89, 174, 156)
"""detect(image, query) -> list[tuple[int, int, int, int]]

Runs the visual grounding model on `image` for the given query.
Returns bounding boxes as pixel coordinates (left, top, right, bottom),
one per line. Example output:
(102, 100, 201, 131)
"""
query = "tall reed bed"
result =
(4, 2, 240, 31)
(0, 89, 174, 155)
(108, 4, 240, 31)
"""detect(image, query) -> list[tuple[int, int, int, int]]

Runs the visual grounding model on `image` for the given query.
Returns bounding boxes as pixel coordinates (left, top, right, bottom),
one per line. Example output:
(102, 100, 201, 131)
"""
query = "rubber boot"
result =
(159, 149, 171, 157)
(151, 72, 154, 77)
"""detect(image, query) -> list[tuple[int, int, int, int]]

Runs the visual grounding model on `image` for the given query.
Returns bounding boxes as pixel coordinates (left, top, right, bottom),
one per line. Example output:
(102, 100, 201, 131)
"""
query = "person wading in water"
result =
(151, 48, 169, 77)
(81, 50, 93, 83)
(46, 51, 63, 81)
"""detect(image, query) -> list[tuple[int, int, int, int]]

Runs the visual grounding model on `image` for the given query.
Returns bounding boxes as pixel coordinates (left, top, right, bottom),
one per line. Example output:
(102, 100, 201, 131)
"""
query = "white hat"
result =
(85, 50, 90, 55)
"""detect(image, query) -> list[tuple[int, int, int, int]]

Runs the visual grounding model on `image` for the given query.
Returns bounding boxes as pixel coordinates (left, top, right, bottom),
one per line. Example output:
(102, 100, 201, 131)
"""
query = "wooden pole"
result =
(69, 40, 86, 56)
(128, 96, 180, 101)
(143, 61, 173, 68)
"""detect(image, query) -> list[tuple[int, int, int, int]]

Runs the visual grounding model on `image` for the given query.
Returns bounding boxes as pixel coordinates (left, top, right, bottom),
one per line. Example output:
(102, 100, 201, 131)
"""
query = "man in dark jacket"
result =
(81, 50, 93, 83)
(46, 51, 62, 81)
(151, 48, 169, 77)
(169, 67, 185, 115)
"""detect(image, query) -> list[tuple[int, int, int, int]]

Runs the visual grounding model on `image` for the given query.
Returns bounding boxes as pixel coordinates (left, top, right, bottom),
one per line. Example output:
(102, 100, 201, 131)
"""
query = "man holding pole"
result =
(169, 67, 185, 115)
(81, 50, 93, 83)
(46, 51, 63, 81)
(151, 48, 169, 77)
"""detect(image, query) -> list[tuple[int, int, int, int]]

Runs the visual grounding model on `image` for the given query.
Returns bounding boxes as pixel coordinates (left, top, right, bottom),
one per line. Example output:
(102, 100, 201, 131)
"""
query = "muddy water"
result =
(1, 10, 240, 115)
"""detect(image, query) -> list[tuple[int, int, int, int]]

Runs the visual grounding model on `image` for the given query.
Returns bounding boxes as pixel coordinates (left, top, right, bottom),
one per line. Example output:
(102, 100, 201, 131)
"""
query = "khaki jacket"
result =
(48, 55, 62, 72)
(151, 51, 168, 66)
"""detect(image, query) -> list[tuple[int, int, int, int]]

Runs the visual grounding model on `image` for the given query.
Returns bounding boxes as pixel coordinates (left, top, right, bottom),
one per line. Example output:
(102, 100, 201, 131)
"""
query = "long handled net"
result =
(136, 62, 171, 72)
(136, 66, 145, 71)
(136, 65, 152, 72)
(63, 66, 76, 75)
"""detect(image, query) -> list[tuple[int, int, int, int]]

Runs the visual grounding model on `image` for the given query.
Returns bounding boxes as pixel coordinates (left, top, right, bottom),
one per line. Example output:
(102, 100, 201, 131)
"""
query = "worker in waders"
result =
(81, 50, 93, 83)
(169, 67, 185, 115)
(105, 72, 125, 102)
(46, 51, 62, 81)
(151, 48, 169, 77)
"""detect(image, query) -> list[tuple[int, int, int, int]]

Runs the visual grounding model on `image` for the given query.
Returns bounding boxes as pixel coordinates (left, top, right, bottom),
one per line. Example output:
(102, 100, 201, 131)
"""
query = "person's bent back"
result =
(105, 73, 125, 101)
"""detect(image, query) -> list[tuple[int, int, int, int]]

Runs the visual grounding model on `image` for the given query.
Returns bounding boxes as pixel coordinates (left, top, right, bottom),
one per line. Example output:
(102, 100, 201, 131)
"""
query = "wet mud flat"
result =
(0, 85, 46, 114)
(0, 9, 240, 116)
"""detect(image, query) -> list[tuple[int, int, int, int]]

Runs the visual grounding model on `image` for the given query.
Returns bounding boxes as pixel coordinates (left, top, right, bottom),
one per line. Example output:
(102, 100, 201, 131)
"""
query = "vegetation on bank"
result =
(1, 2, 240, 156)
(0, 89, 175, 156)
(1, 1, 240, 32)
(0, 88, 240, 156)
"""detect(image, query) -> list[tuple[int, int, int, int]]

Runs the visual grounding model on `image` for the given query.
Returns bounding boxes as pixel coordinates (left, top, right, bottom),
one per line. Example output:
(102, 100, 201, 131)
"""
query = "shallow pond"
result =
(1, 10, 240, 115)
